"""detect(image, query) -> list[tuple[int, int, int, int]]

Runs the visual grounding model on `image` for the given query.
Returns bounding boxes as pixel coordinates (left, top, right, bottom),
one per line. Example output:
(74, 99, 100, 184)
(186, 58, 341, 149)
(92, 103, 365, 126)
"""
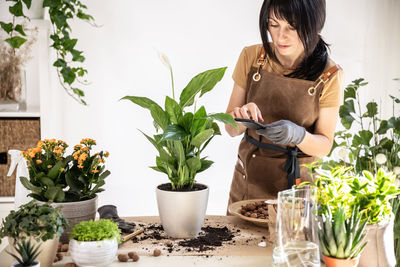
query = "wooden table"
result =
(0, 216, 273, 266)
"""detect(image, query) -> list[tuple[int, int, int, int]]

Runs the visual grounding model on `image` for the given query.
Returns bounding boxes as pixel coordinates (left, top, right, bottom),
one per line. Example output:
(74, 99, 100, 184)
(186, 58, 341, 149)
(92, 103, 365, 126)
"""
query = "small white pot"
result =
(69, 238, 118, 267)
(12, 262, 40, 267)
(156, 183, 209, 238)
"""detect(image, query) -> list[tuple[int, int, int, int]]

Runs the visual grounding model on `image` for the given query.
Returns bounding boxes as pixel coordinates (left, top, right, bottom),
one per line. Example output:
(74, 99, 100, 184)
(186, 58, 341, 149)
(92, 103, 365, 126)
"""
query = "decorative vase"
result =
(156, 183, 209, 238)
(37, 195, 98, 244)
(358, 218, 395, 267)
(8, 236, 57, 267)
(69, 238, 118, 267)
(323, 255, 360, 267)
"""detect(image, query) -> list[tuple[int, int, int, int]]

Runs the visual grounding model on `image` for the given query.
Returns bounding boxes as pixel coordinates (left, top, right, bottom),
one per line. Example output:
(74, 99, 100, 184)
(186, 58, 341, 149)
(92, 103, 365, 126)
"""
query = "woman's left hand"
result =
(256, 120, 306, 146)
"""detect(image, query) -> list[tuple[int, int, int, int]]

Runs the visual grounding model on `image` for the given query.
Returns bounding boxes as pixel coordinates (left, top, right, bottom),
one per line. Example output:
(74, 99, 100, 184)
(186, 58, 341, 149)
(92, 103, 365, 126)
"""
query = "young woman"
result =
(225, 0, 344, 204)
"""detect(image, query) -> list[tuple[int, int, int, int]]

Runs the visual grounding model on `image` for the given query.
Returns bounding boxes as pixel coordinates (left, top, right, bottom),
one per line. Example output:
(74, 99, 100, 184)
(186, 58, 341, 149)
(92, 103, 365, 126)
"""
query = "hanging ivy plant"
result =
(43, 0, 95, 105)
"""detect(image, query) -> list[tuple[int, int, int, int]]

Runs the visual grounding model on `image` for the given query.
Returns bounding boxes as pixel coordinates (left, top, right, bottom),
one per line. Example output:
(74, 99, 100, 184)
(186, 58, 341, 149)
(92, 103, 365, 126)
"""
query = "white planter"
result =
(12, 262, 40, 267)
(69, 238, 118, 267)
(37, 195, 98, 244)
(358, 218, 395, 267)
(156, 183, 209, 238)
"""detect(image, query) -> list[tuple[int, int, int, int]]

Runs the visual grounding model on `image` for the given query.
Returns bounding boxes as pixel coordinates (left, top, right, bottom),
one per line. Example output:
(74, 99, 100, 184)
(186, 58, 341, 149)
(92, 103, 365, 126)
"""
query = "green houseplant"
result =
(69, 219, 121, 267)
(19, 138, 110, 243)
(0, 200, 67, 267)
(7, 239, 41, 267)
(121, 52, 237, 238)
(319, 206, 368, 267)
(0, 0, 95, 104)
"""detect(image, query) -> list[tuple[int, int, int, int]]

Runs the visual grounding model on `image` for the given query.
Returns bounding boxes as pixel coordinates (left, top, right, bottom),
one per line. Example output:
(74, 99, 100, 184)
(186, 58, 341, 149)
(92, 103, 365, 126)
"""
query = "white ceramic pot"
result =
(156, 183, 209, 238)
(69, 238, 118, 267)
(37, 195, 98, 244)
(358, 218, 395, 267)
(8, 236, 58, 267)
(12, 262, 40, 267)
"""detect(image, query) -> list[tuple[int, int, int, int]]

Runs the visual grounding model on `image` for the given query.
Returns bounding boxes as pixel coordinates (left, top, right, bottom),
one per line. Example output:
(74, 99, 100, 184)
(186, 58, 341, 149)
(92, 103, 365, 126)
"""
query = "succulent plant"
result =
(7, 239, 41, 266)
(318, 205, 368, 259)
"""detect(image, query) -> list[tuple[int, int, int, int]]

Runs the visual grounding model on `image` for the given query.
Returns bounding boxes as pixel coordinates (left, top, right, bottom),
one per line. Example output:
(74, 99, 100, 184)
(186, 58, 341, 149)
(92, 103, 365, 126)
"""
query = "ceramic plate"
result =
(228, 199, 277, 228)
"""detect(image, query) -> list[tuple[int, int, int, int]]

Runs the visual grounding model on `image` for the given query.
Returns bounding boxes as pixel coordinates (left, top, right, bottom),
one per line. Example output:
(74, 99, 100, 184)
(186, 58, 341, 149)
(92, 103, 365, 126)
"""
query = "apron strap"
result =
(244, 133, 302, 189)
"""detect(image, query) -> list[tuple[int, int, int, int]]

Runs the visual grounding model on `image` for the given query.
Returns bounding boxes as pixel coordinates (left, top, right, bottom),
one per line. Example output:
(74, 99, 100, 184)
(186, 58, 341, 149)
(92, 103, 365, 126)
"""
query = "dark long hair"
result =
(259, 0, 329, 81)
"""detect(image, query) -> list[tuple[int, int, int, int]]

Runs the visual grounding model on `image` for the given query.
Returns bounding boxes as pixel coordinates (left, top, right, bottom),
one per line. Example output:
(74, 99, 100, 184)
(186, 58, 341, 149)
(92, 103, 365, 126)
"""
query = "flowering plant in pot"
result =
(7, 239, 41, 267)
(319, 205, 368, 267)
(122, 52, 237, 238)
(0, 200, 67, 267)
(69, 219, 121, 267)
(19, 138, 110, 243)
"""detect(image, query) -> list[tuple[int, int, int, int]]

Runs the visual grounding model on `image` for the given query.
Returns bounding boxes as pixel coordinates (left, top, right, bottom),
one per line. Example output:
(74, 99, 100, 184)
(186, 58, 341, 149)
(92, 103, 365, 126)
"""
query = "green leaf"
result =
(191, 129, 214, 148)
(44, 186, 62, 202)
(376, 120, 389, 134)
(187, 157, 201, 173)
(140, 130, 172, 162)
(20, 177, 42, 194)
(65, 172, 84, 191)
(339, 100, 355, 129)
(172, 141, 185, 166)
(209, 113, 238, 128)
(179, 67, 227, 108)
(390, 95, 400, 104)
(212, 122, 221, 135)
(0, 22, 13, 34)
(180, 112, 194, 133)
(22, 0, 32, 9)
(61, 67, 76, 84)
(161, 124, 189, 141)
(344, 85, 356, 100)
(150, 104, 169, 130)
(38, 176, 54, 187)
(47, 161, 64, 179)
(352, 130, 373, 146)
(363, 102, 378, 117)
(71, 50, 85, 62)
(165, 96, 182, 124)
(121, 96, 163, 111)
(99, 170, 111, 181)
(14, 24, 26, 36)
(9, 2, 23, 17)
(5, 36, 27, 48)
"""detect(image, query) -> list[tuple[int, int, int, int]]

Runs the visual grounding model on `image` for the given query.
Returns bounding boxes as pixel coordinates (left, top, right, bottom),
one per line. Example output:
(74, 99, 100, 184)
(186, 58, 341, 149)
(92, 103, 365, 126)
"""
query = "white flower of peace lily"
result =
(337, 148, 350, 161)
(375, 153, 387, 165)
(393, 166, 400, 175)
(157, 50, 172, 70)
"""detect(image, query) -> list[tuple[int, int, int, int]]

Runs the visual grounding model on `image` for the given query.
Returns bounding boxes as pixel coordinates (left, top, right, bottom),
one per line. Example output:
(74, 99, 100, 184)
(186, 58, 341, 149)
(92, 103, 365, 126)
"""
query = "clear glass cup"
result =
(271, 186, 320, 267)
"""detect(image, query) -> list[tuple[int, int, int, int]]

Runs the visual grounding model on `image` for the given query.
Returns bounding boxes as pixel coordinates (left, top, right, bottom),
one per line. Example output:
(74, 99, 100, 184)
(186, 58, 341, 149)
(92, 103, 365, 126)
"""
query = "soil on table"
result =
(157, 183, 207, 192)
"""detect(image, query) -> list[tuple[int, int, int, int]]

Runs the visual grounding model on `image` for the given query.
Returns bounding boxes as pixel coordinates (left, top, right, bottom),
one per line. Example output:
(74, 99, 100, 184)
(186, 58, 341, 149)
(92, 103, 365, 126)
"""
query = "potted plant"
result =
(0, 0, 37, 111)
(0, 200, 67, 267)
(312, 166, 400, 267)
(69, 219, 121, 267)
(319, 205, 368, 267)
(122, 52, 237, 238)
(0, 0, 95, 104)
(319, 78, 400, 267)
(7, 239, 41, 267)
(19, 138, 111, 243)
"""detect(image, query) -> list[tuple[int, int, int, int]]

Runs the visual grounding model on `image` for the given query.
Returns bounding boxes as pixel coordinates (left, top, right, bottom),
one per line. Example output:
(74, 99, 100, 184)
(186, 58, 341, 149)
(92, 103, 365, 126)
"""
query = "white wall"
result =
(41, 0, 400, 216)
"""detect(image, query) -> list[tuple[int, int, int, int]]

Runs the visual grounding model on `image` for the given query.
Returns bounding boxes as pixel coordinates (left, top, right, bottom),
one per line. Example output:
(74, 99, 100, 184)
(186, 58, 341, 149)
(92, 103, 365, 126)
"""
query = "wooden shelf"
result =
(0, 106, 40, 118)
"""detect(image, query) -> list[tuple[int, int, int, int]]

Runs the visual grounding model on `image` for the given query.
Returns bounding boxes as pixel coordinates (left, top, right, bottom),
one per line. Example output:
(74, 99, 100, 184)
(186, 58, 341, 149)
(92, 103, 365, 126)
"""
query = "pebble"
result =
(153, 249, 161, 256)
(118, 254, 129, 262)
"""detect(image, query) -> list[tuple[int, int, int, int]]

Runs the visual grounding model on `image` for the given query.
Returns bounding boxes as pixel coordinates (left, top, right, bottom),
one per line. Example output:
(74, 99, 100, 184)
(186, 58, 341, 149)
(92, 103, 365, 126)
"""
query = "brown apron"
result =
(228, 50, 340, 205)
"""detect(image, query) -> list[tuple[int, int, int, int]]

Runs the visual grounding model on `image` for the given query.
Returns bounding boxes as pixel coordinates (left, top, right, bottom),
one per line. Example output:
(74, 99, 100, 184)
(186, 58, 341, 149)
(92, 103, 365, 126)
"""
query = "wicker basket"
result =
(0, 118, 40, 196)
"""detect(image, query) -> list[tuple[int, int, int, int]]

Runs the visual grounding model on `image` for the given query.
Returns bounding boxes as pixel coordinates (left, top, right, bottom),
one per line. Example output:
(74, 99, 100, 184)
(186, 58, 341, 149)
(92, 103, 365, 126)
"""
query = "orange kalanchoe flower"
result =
(74, 144, 82, 151)
(91, 169, 99, 173)
(104, 151, 110, 157)
(36, 159, 42, 164)
(77, 164, 84, 169)
(78, 153, 88, 164)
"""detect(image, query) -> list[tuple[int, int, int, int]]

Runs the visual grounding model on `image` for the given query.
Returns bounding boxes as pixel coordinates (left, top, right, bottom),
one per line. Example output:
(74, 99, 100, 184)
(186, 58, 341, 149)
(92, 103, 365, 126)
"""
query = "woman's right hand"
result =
(231, 102, 264, 122)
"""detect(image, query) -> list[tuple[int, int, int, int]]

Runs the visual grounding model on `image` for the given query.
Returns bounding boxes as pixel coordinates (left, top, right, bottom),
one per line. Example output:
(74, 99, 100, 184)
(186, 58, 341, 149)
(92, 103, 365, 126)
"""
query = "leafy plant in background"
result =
(20, 138, 110, 202)
(7, 239, 41, 267)
(0, 200, 68, 243)
(43, 0, 95, 105)
(319, 205, 368, 259)
(0, 0, 31, 49)
(70, 219, 121, 242)
(326, 78, 400, 175)
(313, 166, 400, 224)
(122, 52, 237, 190)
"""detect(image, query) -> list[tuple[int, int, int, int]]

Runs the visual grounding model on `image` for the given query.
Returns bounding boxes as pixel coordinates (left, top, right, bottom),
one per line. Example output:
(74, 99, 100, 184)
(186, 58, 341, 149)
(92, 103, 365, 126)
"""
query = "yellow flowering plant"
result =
(20, 138, 110, 202)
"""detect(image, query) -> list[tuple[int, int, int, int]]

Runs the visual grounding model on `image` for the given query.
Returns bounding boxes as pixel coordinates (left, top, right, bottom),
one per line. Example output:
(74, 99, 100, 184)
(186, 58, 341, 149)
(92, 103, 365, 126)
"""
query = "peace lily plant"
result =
(122, 52, 236, 238)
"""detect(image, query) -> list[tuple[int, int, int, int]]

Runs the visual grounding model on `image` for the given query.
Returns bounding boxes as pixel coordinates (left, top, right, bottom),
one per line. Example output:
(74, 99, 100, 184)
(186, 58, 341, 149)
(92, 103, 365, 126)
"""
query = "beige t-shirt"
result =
(232, 44, 345, 108)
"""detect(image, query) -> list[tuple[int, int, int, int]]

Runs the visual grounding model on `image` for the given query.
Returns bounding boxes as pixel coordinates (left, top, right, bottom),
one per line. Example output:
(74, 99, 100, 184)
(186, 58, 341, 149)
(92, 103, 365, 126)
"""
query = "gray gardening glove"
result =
(97, 205, 136, 233)
(256, 120, 306, 146)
